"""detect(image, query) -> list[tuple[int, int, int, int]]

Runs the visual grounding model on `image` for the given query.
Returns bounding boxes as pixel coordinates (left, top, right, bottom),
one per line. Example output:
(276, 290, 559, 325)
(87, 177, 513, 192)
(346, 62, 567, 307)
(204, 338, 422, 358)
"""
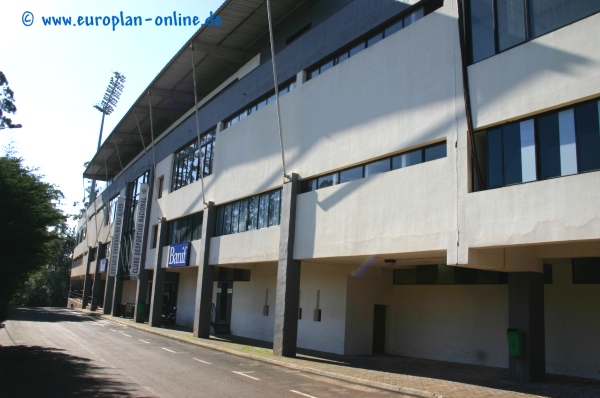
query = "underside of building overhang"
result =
(84, 0, 319, 181)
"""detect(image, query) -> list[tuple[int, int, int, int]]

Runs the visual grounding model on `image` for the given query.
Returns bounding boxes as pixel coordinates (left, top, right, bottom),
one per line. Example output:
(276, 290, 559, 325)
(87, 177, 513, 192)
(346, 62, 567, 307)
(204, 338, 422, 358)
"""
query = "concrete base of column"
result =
(508, 272, 546, 382)
(193, 202, 216, 338)
(103, 276, 114, 315)
(134, 270, 149, 323)
(111, 275, 123, 317)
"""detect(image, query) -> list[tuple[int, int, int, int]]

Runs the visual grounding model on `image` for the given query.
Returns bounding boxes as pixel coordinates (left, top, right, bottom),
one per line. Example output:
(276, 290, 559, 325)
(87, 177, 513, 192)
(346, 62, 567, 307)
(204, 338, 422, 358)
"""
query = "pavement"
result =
(75, 308, 600, 398)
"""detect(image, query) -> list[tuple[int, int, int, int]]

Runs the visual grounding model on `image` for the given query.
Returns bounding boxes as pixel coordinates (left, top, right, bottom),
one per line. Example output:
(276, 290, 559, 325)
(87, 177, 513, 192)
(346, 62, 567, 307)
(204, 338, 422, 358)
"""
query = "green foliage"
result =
(0, 71, 17, 128)
(11, 225, 76, 307)
(0, 154, 66, 321)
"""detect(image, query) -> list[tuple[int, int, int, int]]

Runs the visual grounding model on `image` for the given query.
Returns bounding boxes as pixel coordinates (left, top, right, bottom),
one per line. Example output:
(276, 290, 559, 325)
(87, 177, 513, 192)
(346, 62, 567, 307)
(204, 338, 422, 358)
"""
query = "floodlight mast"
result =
(89, 71, 126, 202)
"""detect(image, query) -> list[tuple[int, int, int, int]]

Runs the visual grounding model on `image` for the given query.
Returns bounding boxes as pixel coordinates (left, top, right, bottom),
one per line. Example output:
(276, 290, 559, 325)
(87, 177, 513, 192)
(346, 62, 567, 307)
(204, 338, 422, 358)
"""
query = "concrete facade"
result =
(70, 0, 600, 381)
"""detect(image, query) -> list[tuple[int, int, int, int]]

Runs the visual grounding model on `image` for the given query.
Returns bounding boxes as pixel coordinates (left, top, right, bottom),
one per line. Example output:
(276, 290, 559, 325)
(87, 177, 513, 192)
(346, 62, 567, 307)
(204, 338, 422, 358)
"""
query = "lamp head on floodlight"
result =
(94, 71, 126, 115)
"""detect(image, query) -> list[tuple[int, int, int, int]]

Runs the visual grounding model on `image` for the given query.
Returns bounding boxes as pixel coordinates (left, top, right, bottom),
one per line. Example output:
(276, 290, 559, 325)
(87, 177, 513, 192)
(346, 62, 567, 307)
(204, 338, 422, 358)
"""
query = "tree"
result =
(0, 71, 17, 128)
(11, 224, 76, 307)
(0, 154, 65, 321)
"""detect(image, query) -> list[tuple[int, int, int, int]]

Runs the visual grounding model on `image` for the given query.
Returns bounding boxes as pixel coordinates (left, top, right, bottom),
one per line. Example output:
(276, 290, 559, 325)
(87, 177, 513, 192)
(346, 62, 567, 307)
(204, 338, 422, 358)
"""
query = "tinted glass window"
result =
(339, 166, 363, 184)
(538, 113, 562, 180)
(365, 159, 390, 177)
(320, 60, 334, 74)
(530, 0, 600, 38)
(487, 128, 504, 189)
(385, 20, 403, 37)
(349, 42, 365, 57)
(367, 32, 383, 47)
(317, 174, 337, 188)
(469, 0, 498, 63)
(575, 101, 600, 173)
(573, 257, 600, 284)
(497, 0, 526, 51)
(392, 150, 422, 169)
(258, 194, 269, 229)
(503, 123, 522, 185)
(424, 143, 446, 161)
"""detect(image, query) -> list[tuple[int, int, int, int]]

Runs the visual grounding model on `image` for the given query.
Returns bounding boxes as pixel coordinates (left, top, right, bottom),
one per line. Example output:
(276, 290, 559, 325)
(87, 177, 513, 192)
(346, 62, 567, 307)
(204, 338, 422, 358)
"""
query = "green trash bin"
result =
(507, 328, 524, 358)
(137, 302, 146, 315)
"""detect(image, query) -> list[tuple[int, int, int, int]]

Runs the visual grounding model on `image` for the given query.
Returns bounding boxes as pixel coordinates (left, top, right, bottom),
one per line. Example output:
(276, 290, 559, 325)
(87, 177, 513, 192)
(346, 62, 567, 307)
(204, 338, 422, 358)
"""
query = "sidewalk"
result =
(77, 309, 600, 398)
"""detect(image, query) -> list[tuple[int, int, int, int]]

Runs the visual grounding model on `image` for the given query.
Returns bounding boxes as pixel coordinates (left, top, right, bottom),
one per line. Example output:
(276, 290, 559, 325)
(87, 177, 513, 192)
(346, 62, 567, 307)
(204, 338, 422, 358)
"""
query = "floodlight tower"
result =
(89, 71, 126, 201)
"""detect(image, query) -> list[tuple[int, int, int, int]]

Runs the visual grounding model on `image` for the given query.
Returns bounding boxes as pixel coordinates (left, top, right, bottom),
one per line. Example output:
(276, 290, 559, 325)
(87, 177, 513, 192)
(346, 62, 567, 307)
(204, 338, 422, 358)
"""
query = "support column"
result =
(134, 270, 150, 323)
(508, 272, 546, 382)
(193, 202, 217, 338)
(90, 244, 107, 311)
(103, 276, 114, 314)
(149, 217, 168, 327)
(111, 266, 123, 317)
(273, 173, 301, 357)
(81, 247, 93, 309)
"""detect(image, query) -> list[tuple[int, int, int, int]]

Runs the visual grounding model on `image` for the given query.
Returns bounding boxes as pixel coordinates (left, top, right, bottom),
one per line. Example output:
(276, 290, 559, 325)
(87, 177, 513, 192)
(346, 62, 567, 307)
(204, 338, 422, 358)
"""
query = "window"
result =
(72, 255, 84, 268)
(307, 2, 442, 81)
(302, 141, 447, 193)
(76, 225, 87, 244)
(167, 212, 203, 245)
(151, 224, 159, 249)
(468, 0, 600, 64)
(393, 264, 509, 285)
(106, 195, 119, 225)
(172, 130, 216, 192)
(474, 99, 600, 191)
(572, 258, 600, 284)
(157, 176, 164, 199)
(223, 80, 297, 129)
(215, 188, 282, 236)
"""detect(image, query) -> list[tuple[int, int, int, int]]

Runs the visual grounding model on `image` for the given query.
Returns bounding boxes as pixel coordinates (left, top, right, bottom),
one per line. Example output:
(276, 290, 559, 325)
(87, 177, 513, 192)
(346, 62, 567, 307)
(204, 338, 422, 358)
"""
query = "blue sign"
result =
(99, 259, 107, 273)
(168, 242, 190, 267)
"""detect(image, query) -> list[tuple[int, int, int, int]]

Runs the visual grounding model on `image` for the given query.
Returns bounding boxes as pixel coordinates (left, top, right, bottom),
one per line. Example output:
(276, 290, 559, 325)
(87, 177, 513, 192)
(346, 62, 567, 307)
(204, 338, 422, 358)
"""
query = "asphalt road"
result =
(0, 307, 404, 397)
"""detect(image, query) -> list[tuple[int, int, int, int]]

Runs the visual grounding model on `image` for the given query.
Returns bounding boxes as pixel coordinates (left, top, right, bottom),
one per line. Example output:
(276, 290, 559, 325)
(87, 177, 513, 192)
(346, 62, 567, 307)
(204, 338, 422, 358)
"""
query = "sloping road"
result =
(0, 307, 406, 397)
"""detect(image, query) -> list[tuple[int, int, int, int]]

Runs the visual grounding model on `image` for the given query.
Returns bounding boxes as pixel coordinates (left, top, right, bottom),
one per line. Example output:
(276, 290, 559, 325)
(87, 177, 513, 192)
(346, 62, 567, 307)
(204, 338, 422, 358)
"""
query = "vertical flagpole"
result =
(191, 43, 208, 207)
(266, 0, 290, 183)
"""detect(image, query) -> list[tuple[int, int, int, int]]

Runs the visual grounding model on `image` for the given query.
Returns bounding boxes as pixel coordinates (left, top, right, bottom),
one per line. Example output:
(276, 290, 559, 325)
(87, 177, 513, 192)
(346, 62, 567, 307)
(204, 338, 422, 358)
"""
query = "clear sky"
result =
(1, 0, 223, 226)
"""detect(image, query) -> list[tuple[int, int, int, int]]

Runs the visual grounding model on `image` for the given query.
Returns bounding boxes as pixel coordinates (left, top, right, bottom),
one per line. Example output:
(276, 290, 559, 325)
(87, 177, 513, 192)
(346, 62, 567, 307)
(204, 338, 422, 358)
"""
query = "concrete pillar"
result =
(90, 244, 107, 311)
(149, 217, 168, 327)
(111, 268, 123, 317)
(103, 276, 114, 315)
(508, 272, 546, 382)
(134, 270, 150, 323)
(82, 247, 93, 309)
(193, 202, 217, 338)
(273, 173, 301, 357)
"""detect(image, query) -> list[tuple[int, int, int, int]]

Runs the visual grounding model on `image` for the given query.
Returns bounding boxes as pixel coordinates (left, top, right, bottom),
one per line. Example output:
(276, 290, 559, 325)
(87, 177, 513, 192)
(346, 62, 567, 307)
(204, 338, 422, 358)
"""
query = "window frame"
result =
(171, 129, 216, 192)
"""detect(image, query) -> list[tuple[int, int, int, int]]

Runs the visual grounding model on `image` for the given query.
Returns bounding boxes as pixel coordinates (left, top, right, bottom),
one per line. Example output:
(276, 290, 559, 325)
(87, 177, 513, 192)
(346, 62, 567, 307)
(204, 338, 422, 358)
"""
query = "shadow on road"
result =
(6, 307, 101, 323)
(0, 345, 137, 397)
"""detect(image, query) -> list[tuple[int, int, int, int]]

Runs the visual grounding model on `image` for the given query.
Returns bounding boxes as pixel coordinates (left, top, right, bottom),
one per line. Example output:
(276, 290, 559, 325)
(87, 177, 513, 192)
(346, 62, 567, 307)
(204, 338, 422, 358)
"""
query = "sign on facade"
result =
(130, 183, 149, 277)
(168, 242, 190, 267)
(99, 258, 107, 273)
(108, 197, 125, 277)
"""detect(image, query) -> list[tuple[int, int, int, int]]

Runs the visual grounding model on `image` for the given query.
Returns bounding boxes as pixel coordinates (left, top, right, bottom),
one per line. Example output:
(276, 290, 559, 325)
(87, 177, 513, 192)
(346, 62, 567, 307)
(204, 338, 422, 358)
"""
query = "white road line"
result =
(90, 321, 105, 327)
(232, 371, 261, 381)
(193, 358, 212, 364)
(290, 390, 318, 398)
(285, 370, 301, 373)
(110, 329, 117, 332)
(122, 334, 131, 337)
(162, 348, 177, 353)
(139, 339, 151, 344)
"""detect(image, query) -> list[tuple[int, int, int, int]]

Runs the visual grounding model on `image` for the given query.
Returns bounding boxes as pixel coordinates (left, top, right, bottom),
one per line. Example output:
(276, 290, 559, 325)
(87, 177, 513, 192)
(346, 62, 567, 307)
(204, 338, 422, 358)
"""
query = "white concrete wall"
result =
(208, 227, 279, 265)
(297, 262, 351, 354)
(545, 260, 600, 379)
(175, 267, 198, 328)
(469, 12, 600, 130)
(230, 263, 277, 341)
(388, 283, 509, 367)
(121, 280, 137, 304)
(295, 157, 455, 260)
(344, 267, 393, 355)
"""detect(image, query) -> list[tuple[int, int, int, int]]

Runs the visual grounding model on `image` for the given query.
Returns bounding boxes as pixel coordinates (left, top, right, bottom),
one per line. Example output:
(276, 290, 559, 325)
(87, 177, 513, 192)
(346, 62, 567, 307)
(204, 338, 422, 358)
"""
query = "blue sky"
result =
(1, 0, 223, 225)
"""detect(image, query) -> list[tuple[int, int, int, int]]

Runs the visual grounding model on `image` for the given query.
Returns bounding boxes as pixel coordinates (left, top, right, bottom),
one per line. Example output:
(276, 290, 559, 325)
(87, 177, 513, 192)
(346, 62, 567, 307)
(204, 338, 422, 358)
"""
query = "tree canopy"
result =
(0, 71, 17, 128)
(0, 154, 66, 321)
